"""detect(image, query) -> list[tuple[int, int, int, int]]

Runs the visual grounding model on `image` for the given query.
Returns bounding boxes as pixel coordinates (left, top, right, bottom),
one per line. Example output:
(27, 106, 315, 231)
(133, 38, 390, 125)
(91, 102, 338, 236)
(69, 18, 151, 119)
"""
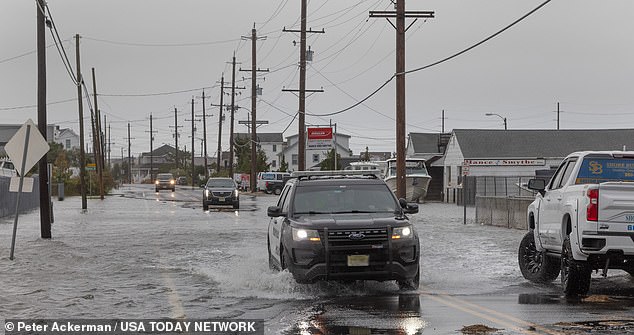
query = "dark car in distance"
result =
(203, 178, 240, 210)
(266, 170, 420, 290)
(155, 173, 176, 192)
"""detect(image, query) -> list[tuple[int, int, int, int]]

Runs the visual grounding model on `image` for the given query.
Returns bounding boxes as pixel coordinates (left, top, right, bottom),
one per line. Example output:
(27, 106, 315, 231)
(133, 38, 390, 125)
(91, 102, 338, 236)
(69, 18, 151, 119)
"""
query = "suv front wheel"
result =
(397, 266, 420, 291)
(518, 231, 560, 283)
(561, 235, 591, 296)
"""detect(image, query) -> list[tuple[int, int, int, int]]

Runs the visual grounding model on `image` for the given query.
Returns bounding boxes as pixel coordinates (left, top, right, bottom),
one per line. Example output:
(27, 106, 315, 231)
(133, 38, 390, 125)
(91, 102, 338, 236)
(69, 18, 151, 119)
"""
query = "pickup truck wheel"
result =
(274, 187, 282, 195)
(397, 266, 420, 291)
(561, 236, 591, 296)
(518, 231, 560, 283)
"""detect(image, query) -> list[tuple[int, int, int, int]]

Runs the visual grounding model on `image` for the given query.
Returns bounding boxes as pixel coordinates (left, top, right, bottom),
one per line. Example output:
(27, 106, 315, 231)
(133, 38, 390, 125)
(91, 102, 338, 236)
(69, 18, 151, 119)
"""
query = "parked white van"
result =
(257, 172, 290, 194)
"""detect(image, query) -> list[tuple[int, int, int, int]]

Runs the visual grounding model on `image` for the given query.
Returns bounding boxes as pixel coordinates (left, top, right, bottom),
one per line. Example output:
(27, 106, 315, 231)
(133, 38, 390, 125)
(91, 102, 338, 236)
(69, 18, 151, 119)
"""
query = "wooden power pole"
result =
(37, 0, 52, 238)
(283, 2, 324, 171)
(91, 68, 105, 200)
(370, 1, 434, 199)
(241, 24, 269, 192)
(75, 34, 87, 210)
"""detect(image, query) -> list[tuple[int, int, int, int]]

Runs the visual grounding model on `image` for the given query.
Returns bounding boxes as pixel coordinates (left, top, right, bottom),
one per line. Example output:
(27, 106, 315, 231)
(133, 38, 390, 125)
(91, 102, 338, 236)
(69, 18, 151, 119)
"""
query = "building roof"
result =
(141, 144, 179, 157)
(235, 133, 284, 143)
(408, 133, 449, 154)
(56, 128, 78, 139)
(454, 129, 634, 159)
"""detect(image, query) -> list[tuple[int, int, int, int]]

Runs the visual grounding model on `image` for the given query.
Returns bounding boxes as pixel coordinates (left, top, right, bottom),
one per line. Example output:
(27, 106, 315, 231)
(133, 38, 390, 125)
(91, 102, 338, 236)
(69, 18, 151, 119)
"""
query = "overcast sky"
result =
(1, 0, 633, 158)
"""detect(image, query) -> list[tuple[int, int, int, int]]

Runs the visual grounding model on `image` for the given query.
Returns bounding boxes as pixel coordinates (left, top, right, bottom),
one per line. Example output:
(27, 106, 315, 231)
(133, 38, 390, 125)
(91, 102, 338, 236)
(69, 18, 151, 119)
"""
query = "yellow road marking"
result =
(420, 288, 565, 335)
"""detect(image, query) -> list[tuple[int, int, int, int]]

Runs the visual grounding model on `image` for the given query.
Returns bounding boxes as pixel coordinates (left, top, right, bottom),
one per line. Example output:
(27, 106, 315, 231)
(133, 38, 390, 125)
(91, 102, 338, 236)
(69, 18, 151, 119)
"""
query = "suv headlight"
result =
(204, 189, 209, 197)
(234, 189, 239, 197)
(292, 228, 320, 242)
(155, 180, 159, 185)
(392, 226, 413, 239)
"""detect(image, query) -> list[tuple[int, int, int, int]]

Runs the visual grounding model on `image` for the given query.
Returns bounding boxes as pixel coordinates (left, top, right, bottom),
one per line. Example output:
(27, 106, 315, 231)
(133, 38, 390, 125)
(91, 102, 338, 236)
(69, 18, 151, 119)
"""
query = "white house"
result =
(54, 127, 80, 150)
(235, 133, 286, 170)
(278, 132, 352, 171)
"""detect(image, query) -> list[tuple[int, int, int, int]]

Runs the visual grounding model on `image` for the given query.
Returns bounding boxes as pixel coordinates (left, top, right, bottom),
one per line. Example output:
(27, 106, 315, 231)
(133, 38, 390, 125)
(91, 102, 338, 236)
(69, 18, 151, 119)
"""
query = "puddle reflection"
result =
(287, 294, 425, 335)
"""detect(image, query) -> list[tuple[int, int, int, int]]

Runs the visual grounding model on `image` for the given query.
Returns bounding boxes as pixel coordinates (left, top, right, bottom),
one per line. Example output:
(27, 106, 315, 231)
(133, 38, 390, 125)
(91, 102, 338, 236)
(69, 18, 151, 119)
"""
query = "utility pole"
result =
(91, 68, 105, 200)
(186, 98, 200, 186)
(75, 34, 87, 210)
(146, 113, 157, 183)
(557, 102, 561, 130)
(169, 107, 182, 169)
(125, 123, 135, 184)
(241, 24, 269, 192)
(283, 1, 324, 171)
(229, 54, 237, 178)
(441, 109, 445, 134)
(196, 90, 212, 180)
(227, 55, 246, 177)
(107, 123, 112, 167)
(213, 75, 226, 173)
(370, 2, 434, 199)
(37, 0, 51, 238)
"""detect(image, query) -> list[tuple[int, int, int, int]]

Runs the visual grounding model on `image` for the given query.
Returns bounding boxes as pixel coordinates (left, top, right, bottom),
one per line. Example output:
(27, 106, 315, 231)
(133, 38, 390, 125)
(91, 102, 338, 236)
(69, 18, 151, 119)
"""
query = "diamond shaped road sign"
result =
(4, 119, 50, 176)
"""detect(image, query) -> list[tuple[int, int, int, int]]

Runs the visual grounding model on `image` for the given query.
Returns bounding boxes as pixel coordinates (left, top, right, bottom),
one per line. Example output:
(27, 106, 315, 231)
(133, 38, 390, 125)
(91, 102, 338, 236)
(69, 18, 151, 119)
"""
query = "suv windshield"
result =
(575, 157, 634, 184)
(207, 179, 235, 188)
(157, 173, 173, 180)
(293, 184, 397, 214)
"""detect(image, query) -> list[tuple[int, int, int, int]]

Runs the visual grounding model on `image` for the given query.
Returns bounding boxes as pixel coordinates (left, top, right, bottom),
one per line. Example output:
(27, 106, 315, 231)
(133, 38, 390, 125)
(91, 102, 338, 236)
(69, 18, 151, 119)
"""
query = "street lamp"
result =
(485, 113, 507, 130)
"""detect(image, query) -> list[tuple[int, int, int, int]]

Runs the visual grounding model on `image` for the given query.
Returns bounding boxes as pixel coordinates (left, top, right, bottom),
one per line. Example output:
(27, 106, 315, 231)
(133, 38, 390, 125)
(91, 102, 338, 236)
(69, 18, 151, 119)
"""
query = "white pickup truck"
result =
(0, 159, 17, 177)
(519, 151, 634, 296)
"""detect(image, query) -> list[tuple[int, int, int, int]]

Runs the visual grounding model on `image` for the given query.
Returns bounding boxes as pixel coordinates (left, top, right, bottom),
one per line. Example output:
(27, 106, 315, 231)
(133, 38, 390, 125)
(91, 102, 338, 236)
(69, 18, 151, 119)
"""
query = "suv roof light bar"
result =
(291, 169, 382, 178)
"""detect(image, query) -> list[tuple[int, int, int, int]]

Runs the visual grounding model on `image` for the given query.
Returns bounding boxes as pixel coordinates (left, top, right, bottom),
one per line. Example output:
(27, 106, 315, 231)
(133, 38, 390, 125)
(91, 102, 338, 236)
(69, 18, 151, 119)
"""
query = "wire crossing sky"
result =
(1, 0, 633, 157)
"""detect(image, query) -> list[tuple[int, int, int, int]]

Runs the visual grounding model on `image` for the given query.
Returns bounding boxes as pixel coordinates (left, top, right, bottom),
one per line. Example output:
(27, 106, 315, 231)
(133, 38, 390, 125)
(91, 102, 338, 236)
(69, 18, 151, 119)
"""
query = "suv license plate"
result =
(347, 255, 369, 267)
(218, 197, 225, 202)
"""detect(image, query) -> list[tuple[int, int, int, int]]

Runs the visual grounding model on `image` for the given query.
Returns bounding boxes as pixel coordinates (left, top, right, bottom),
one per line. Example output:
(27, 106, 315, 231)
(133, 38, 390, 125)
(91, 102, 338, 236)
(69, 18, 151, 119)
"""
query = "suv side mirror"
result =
(267, 206, 285, 217)
(399, 198, 419, 214)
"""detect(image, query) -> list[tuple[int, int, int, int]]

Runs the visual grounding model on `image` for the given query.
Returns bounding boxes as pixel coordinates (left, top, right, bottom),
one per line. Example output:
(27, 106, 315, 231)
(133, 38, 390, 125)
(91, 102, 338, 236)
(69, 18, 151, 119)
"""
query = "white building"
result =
(54, 127, 80, 150)
(278, 132, 352, 171)
(442, 129, 634, 202)
(235, 133, 286, 170)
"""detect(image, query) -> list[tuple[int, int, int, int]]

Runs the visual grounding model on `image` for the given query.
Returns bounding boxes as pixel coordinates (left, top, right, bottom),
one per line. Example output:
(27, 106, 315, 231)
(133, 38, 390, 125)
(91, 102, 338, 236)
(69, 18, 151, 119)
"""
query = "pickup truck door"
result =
(538, 158, 577, 250)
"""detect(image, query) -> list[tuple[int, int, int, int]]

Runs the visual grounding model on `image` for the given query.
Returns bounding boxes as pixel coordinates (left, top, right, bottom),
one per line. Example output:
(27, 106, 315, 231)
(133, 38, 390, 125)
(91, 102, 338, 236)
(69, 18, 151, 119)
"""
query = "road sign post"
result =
(5, 119, 50, 260)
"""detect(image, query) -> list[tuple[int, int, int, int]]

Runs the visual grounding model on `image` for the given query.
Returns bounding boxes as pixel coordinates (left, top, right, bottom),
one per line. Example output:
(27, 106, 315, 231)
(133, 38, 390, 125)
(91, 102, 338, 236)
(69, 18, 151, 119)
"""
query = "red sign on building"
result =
(307, 127, 333, 140)
(307, 127, 333, 149)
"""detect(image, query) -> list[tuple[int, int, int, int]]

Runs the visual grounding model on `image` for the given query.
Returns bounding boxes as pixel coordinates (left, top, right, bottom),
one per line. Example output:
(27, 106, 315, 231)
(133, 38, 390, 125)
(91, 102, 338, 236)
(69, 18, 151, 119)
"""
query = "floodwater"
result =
(1, 184, 634, 334)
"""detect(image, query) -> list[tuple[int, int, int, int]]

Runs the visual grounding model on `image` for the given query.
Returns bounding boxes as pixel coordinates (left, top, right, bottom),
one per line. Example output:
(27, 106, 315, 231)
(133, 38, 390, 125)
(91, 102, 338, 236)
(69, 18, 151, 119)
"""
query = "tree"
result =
(278, 155, 288, 172)
(320, 149, 342, 171)
(234, 136, 269, 173)
(361, 146, 370, 161)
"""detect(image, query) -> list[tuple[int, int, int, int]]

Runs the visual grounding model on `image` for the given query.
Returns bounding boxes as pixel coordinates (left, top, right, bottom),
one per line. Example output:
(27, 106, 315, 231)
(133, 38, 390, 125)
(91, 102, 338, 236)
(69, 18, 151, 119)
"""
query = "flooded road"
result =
(1, 184, 634, 334)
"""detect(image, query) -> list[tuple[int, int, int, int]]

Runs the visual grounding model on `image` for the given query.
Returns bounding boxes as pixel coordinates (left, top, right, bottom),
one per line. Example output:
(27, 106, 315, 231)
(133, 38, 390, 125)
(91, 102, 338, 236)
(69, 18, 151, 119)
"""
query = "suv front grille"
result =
(212, 191, 233, 197)
(320, 229, 388, 247)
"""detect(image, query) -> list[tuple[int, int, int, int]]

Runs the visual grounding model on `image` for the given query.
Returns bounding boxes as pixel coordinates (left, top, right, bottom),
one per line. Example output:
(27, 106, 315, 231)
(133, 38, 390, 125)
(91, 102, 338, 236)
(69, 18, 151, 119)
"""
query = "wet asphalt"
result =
(1, 184, 633, 334)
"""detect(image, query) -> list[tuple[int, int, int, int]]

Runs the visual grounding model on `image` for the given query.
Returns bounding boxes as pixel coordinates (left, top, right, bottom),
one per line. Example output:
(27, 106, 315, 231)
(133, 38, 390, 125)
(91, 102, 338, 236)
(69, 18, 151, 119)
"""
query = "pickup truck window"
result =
(550, 158, 577, 190)
(575, 158, 634, 184)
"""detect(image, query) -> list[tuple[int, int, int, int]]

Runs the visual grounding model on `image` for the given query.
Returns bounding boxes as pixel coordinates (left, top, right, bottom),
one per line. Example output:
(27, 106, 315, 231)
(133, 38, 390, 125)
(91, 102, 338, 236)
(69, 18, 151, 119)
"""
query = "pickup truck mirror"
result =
(527, 179, 546, 192)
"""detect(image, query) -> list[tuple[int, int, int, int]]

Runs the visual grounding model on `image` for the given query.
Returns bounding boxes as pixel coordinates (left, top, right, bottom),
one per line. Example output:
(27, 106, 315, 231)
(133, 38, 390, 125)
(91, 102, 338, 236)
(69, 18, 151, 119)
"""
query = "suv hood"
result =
(292, 213, 406, 228)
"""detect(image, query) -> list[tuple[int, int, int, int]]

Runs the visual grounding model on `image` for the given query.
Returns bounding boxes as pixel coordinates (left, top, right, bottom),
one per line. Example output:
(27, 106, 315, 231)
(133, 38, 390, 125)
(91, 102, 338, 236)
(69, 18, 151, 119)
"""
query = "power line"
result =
(309, 0, 553, 118)
(82, 36, 241, 47)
